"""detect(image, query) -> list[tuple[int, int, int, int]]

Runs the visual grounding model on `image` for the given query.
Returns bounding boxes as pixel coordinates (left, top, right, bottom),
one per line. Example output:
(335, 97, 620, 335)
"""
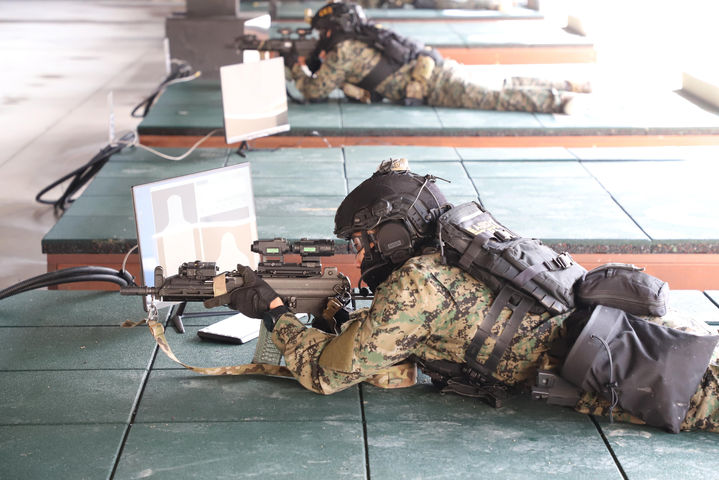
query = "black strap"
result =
(465, 285, 535, 376)
(512, 262, 549, 289)
(356, 55, 402, 93)
(513, 252, 574, 288)
(458, 233, 491, 271)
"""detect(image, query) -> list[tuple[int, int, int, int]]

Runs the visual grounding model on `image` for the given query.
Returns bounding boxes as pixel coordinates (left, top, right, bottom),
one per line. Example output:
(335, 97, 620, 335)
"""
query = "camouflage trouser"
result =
(505, 77, 592, 94)
(426, 60, 568, 113)
(573, 311, 719, 432)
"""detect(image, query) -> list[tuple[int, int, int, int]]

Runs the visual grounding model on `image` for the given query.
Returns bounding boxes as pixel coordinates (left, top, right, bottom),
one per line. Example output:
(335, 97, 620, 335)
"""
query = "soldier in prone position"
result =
(229, 158, 719, 434)
(284, 2, 591, 113)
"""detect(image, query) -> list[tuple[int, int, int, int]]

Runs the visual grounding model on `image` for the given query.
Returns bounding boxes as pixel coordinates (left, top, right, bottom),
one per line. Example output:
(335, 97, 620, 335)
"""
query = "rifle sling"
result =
(147, 318, 294, 377)
(144, 319, 416, 389)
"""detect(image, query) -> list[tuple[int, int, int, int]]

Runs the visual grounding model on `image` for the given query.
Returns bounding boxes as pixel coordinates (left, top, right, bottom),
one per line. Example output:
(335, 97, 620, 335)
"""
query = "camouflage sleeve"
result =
(290, 47, 347, 101)
(272, 265, 442, 394)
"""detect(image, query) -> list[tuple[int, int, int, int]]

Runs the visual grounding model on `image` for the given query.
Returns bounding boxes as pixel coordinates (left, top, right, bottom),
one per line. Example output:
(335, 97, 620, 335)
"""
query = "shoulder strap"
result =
(464, 285, 535, 377)
(356, 56, 402, 92)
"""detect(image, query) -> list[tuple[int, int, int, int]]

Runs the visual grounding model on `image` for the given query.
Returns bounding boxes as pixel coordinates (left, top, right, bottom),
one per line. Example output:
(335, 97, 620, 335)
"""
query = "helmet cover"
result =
(334, 158, 450, 290)
(311, 1, 367, 33)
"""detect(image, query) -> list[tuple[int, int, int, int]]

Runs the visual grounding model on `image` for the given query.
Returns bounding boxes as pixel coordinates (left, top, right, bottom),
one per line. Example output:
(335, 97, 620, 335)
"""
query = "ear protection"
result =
(374, 221, 413, 264)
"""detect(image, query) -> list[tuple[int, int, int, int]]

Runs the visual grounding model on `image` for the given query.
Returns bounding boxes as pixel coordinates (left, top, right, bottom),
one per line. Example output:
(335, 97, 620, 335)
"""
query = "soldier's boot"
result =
(561, 93, 595, 115)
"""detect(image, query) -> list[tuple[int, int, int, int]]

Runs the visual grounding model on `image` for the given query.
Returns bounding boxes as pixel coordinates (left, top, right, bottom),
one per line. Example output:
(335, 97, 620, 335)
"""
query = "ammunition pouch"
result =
(575, 263, 669, 317)
(561, 305, 718, 433)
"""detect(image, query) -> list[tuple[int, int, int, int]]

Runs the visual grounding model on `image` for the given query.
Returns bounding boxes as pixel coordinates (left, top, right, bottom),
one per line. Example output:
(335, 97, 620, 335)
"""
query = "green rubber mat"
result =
(137, 78, 719, 139)
(242, 0, 544, 21)
(1, 289, 718, 479)
(42, 145, 719, 256)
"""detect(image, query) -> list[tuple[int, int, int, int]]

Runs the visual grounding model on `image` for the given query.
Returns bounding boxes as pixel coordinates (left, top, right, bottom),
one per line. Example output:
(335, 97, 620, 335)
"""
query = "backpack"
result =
(438, 201, 586, 316)
(437, 201, 587, 378)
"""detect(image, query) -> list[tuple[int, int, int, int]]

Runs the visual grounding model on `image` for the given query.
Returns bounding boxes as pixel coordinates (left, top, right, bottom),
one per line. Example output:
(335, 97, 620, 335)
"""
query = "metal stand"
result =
(168, 301, 236, 333)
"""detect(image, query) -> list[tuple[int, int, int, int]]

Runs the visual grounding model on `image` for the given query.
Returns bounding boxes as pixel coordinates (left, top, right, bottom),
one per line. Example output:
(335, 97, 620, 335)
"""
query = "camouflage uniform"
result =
(290, 39, 576, 113)
(272, 252, 719, 432)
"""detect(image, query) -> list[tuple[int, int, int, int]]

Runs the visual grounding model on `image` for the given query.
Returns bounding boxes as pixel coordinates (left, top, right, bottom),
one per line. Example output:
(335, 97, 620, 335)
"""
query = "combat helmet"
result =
(335, 158, 450, 290)
(311, 1, 367, 33)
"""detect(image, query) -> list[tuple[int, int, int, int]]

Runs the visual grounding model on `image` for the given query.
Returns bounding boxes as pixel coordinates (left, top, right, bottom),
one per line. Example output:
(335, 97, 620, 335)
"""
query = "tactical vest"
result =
(311, 23, 443, 101)
(437, 201, 587, 378)
(428, 201, 713, 426)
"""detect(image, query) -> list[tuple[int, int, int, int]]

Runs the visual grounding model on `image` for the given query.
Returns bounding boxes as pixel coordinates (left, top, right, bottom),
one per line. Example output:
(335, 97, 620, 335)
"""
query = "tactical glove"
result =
(281, 49, 300, 68)
(228, 266, 280, 319)
(305, 55, 322, 74)
(261, 304, 289, 332)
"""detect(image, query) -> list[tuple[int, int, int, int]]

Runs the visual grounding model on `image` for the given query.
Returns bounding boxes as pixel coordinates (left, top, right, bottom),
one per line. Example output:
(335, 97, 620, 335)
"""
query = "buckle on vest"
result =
(552, 252, 573, 269)
(493, 230, 511, 242)
(531, 370, 581, 407)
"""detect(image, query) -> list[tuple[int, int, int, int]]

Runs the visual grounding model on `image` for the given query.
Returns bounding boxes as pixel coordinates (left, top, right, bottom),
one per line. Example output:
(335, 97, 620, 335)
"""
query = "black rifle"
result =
(234, 27, 318, 64)
(120, 238, 364, 364)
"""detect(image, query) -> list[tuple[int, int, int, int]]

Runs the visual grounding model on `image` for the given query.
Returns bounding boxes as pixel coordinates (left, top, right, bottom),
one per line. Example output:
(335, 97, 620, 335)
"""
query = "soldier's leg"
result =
(680, 365, 719, 432)
(506, 77, 592, 94)
(427, 62, 569, 113)
(573, 309, 719, 432)
(575, 365, 719, 433)
(661, 309, 719, 431)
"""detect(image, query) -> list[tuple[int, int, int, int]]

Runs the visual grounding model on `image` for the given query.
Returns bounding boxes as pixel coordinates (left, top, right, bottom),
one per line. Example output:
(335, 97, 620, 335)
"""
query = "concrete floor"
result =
(0, 0, 182, 290)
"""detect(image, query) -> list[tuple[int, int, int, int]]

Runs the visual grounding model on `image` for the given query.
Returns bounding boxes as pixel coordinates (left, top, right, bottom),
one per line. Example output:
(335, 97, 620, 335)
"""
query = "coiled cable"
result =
(0, 266, 136, 301)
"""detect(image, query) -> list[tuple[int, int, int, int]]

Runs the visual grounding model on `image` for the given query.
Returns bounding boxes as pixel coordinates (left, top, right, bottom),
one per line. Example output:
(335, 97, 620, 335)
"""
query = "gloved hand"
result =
(228, 266, 281, 319)
(281, 49, 299, 68)
(305, 55, 323, 74)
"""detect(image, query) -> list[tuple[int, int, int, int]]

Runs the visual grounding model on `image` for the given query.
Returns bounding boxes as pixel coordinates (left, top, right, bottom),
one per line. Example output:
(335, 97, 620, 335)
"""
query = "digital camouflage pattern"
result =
(290, 39, 577, 112)
(272, 253, 719, 432)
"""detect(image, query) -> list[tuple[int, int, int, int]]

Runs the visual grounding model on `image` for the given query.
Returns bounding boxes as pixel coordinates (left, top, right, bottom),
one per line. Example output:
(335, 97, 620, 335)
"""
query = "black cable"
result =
(35, 133, 134, 215)
(0, 266, 136, 301)
(14, 266, 134, 291)
(131, 60, 196, 118)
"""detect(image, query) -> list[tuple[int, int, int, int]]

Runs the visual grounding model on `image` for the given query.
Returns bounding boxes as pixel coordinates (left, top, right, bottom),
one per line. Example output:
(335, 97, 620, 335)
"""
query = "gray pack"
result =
(562, 305, 717, 432)
(575, 263, 669, 317)
(438, 201, 586, 315)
